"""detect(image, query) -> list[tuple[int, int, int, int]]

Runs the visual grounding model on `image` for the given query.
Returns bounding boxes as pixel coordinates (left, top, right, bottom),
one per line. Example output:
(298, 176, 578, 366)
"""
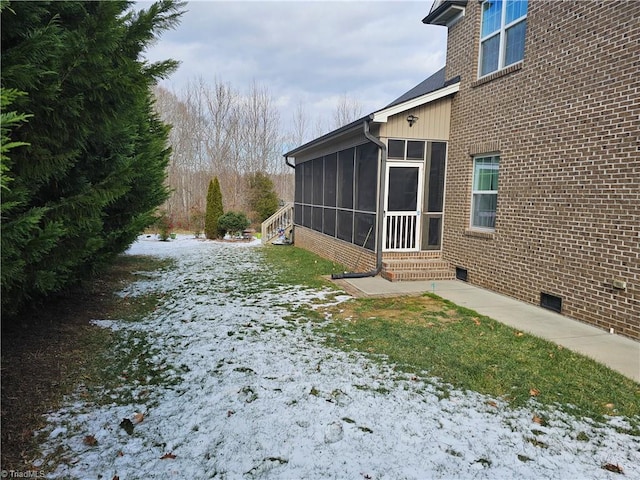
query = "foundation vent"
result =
(455, 267, 468, 282)
(540, 292, 562, 313)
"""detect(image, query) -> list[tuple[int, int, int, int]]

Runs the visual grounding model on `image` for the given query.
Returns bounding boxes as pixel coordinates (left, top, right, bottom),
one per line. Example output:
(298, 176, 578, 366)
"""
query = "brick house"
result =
(424, 0, 639, 339)
(281, 0, 639, 340)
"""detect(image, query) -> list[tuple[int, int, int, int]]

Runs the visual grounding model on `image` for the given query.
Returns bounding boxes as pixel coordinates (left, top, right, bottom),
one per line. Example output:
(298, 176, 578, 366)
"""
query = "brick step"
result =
(382, 258, 452, 271)
(381, 268, 456, 282)
(382, 251, 443, 260)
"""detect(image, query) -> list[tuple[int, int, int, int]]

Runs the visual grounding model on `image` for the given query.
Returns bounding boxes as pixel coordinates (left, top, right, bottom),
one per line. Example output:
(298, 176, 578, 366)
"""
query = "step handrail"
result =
(261, 202, 294, 244)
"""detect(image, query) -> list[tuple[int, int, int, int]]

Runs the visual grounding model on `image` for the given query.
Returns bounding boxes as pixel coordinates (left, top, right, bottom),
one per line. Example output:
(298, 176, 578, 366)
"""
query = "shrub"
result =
(218, 211, 250, 237)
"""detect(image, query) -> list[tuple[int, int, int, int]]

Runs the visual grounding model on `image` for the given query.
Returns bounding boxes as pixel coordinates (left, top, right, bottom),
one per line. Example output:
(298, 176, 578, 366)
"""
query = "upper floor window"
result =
(479, 0, 528, 77)
(471, 155, 499, 230)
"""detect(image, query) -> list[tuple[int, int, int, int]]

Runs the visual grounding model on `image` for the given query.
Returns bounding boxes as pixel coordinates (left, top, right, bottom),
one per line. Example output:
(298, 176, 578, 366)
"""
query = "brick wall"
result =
(294, 226, 377, 272)
(442, 0, 640, 339)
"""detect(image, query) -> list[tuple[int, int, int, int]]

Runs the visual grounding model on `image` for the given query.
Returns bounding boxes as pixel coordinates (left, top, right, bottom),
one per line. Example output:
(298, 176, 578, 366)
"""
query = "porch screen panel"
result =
(303, 205, 312, 228)
(388, 139, 405, 159)
(355, 143, 378, 212)
(295, 164, 303, 203)
(312, 206, 323, 231)
(422, 216, 442, 249)
(312, 157, 323, 205)
(407, 141, 425, 160)
(354, 213, 376, 251)
(294, 203, 302, 225)
(427, 142, 446, 213)
(303, 161, 313, 204)
(337, 210, 353, 243)
(323, 208, 336, 236)
(324, 153, 337, 207)
(337, 148, 354, 209)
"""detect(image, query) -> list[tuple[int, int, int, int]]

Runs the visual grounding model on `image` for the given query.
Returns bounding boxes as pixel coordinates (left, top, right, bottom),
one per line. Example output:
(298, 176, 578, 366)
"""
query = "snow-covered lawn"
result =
(37, 235, 639, 479)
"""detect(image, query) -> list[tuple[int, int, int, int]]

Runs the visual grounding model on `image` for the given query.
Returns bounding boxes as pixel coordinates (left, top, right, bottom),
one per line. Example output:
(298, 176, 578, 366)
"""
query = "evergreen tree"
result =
(204, 177, 223, 239)
(247, 171, 280, 223)
(0, 0, 185, 316)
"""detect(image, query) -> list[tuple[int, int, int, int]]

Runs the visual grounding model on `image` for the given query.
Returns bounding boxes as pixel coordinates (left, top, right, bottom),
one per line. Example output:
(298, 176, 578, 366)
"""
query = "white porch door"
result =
(384, 162, 423, 251)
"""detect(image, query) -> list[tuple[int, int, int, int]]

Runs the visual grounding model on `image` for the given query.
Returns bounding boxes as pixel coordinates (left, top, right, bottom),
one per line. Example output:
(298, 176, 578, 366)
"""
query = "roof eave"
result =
(422, 0, 467, 26)
(283, 115, 370, 159)
(371, 81, 460, 123)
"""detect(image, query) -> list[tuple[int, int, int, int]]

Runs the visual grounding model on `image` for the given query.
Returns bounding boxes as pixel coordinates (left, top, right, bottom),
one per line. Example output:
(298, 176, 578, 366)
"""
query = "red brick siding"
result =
(442, 0, 640, 339)
(294, 226, 377, 272)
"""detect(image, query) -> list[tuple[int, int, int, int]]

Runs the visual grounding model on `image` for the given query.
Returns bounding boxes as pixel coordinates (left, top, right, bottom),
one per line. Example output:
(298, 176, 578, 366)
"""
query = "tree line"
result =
(152, 79, 364, 230)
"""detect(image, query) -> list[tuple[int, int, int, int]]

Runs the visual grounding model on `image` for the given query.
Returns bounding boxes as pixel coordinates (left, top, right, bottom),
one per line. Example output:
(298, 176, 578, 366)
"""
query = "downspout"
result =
(332, 116, 387, 279)
(284, 155, 295, 169)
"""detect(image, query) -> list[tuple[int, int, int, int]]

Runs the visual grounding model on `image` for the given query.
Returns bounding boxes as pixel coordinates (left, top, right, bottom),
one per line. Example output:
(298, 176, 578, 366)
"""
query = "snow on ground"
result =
(37, 235, 639, 479)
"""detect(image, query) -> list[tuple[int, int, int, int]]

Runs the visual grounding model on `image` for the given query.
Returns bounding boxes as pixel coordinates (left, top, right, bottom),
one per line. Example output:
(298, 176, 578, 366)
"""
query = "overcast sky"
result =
(141, 0, 447, 136)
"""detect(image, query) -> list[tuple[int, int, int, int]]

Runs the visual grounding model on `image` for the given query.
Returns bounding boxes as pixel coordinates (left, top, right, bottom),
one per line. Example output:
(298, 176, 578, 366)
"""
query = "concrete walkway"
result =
(333, 277, 640, 383)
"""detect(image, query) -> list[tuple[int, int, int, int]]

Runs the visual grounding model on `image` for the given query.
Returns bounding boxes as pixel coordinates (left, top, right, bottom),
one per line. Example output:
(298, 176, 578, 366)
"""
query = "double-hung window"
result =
(479, 0, 528, 77)
(471, 156, 499, 229)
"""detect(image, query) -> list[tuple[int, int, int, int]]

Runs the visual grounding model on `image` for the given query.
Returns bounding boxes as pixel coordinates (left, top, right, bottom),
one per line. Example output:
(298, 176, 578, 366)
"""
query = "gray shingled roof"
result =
(284, 67, 459, 157)
(383, 67, 446, 109)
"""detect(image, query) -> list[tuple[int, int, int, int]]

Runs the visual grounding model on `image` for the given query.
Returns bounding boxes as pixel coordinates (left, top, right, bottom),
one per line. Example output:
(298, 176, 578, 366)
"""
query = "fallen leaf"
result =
(602, 463, 624, 474)
(604, 403, 615, 409)
(83, 435, 98, 446)
(529, 388, 540, 397)
(119, 418, 134, 435)
(112, 476, 120, 480)
(486, 401, 498, 408)
(160, 452, 177, 460)
(472, 317, 481, 326)
(515, 332, 524, 337)
(532, 415, 545, 425)
(116, 451, 124, 457)
(133, 412, 145, 424)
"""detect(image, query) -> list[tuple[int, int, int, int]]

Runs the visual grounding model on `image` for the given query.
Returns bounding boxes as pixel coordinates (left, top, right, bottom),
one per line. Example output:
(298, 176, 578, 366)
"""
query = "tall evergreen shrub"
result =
(204, 177, 223, 239)
(0, 0, 185, 316)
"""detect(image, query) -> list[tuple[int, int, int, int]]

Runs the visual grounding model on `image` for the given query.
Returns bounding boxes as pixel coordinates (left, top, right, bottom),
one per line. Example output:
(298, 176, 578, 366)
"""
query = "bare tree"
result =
(332, 93, 364, 129)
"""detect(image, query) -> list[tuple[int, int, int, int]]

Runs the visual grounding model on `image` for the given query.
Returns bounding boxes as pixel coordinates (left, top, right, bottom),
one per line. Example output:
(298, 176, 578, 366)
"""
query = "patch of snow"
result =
(37, 235, 640, 479)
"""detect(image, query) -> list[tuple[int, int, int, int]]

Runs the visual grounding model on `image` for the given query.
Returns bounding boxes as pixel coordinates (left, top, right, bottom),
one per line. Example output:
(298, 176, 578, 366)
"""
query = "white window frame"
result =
(478, 0, 528, 78)
(470, 155, 499, 231)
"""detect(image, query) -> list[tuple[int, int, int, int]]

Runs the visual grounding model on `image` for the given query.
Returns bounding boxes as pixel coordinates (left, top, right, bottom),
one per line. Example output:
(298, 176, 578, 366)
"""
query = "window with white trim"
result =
(471, 155, 499, 229)
(479, 0, 528, 77)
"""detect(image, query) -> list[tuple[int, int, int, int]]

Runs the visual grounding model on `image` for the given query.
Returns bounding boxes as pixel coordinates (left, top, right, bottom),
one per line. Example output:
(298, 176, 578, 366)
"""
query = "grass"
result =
(262, 245, 640, 428)
(1, 254, 176, 472)
(262, 245, 346, 290)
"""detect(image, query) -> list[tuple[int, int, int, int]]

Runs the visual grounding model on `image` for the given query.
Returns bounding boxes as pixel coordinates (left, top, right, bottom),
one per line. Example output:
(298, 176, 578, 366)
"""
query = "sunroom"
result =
(283, 68, 460, 281)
